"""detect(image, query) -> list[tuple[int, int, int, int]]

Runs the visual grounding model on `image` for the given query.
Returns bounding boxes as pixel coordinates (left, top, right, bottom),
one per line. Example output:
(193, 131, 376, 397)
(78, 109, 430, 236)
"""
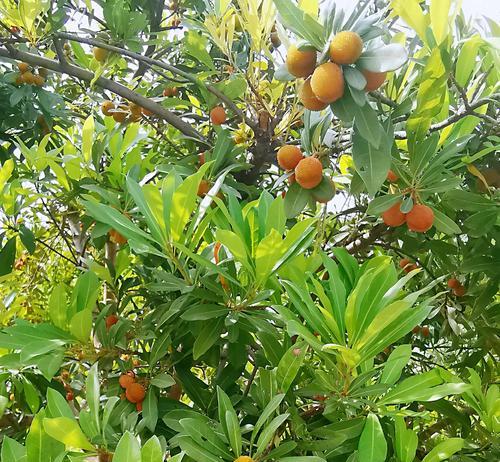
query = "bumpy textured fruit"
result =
(109, 229, 127, 244)
(21, 71, 36, 84)
(295, 157, 323, 189)
(17, 62, 29, 73)
(101, 101, 114, 116)
(277, 145, 303, 170)
(447, 278, 460, 289)
(329, 31, 363, 64)
(105, 314, 119, 330)
(129, 102, 142, 117)
(286, 44, 317, 78)
(406, 204, 434, 233)
(381, 203, 406, 227)
(119, 373, 135, 389)
(399, 258, 411, 269)
(453, 285, 466, 297)
(299, 78, 328, 111)
(310, 63, 344, 103)
(33, 75, 44, 86)
(93, 47, 108, 62)
(386, 169, 398, 183)
(125, 383, 146, 403)
(421, 326, 430, 337)
(234, 457, 254, 462)
(362, 69, 387, 92)
(210, 106, 226, 125)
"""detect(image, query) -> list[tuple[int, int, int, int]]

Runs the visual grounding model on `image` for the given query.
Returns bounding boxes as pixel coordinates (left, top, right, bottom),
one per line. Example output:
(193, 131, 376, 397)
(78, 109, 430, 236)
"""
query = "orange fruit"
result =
(112, 108, 128, 124)
(421, 326, 430, 337)
(453, 285, 466, 297)
(399, 258, 411, 269)
(129, 102, 142, 116)
(299, 78, 328, 111)
(197, 179, 211, 197)
(198, 152, 205, 166)
(362, 69, 387, 92)
(310, 62, 344, 103)
(386, 169, 398, 183)
(447, 278, 460, 289)
(21, 71, 36, 84)
(234, 457, 254, 462)
(210, 106, 226, 125)
(101, 101, 115, 116)
(66, 391, 74, 401)
(119, 373, 135, 389)
(105, 314, 119, 330)
(32, 74, 44, 86)
(285, 44, 317, 78)
(141, 106, 154, 117)
(406, 204, 434, 233)
(93, 47, 109, 62)
(381, 203, 406, 227)
(125, 383, 146, 403)
(277, 145, 303, 170)
(109, 229, 127, 244)
(136, 401, 143, 412)
(17, 62, 29, 73)
(329, 31, 363, 65)
(412, 325, 421, 334)
(295, 157, 323, 189)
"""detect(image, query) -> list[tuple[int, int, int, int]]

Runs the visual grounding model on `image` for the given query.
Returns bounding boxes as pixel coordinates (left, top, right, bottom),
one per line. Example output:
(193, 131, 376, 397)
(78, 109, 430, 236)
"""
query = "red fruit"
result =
(277, 145, 303, 170)
(405, 264, 418, 273)
(386, 169, 398, 183)
(125, 383, 146, 403)
(453, 285, 466, 297)
(168, 382, 183, 401)
(421, 326, 430, 337)
(198, 152, 205, 165)
(406, 204, 434, 233)
(412, 325, 421, 334)
(105, 314, 119, 330)
(197, 179, 211, 197)
(399, 258, 411, 269)
(381, 203, 406, 227)
(210, 106, 226, 125)
(447, 278, 460, 289)
(119, 373, 136, 389)
(66, 391, 74, 401)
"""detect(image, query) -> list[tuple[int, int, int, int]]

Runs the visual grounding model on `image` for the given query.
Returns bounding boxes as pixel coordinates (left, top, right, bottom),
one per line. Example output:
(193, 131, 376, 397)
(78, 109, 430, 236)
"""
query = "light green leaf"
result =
(1, 436, 27, 462)
(114, 432, 141, 462)
(143, 389, 158, 432)
(43, 417, 95, 451)
(46, 388, 74, 419)
(69, 309, 92, 343)
(141, 436, 163, 462)
(380, 344, 412, 386)
(430, 0, 451, 44)
(82, 115, 94, 162)
(358, 413, 387, 462)
(277, 342, 307, 393)
(86, 363, 101, 434)
(422, 438, 464, 462)
(48, 284, 67, 329)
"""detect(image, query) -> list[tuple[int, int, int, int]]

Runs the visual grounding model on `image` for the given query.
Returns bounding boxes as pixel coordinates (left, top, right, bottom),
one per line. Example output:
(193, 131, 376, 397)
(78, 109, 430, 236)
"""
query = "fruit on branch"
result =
(119, 372, 136, 389)
(21, 71, 36, 85)
(329, 31, 363, 64)
(310, 62, 344, 103)
(277, 145, 303, 170)
(33, 74, 44, 86)
(109, 229, 128, 244)
(163, 87, 179, 97)
(197, 179, 211, 197)
(17, 62, 29, 73)
(386, 169, 398, 183)
(406, 204, 434, 233)
(93, 47, 109, 62)
(105, 314, 119, 330)
(125, 383, 146, 403)
(362, 69, 387, 92)
(210, 106, 227, 125)
(66, 391, 74, 401)
(295, 157, 323, 189)
(421, 326, 430, 337)
(381, 203, 406, 227)
(101, 101, 115, 116)
(412, 325, 421, 334)
(447, 278, 460, 289)
(453, 285, 467, 297)
(286, 44, 317, 78)
(299, 78, 328, 111)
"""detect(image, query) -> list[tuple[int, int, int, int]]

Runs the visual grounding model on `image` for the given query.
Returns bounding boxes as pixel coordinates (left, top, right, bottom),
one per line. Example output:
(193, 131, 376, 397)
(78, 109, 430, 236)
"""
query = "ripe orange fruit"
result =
(109, 229, 127, 244)
(295, 157, 323, 189)
(125, 383, 146, 403)
(406, 263, 418, 273)
(119, 373, 135, 389)
(406, 204, 434, 233)
(210, 106, 226, 125)
(299, 78, 328, 111)
(129, 102, 142, 116)
(198, 152, 205, 166)
(197, 179, 211, 197)
(21, 71, 36, 84)
(112, 107, 128, 124)
(17, 62, 29, 73)
(386, 169, 398, 183)
(101, 101, 114, 116)
(32, 74, 44, 86)
(277, 145, 303, 171)
(234, 457, 254, 462)
(93, 47, 108, 62)
(382, 203, 406, 227)
(163, 87, 179, 97)
(453, 285, 466, 297)
(285, 44, 317, 78)
(105, 314, 119, 330)
(329, 31, 363, 65)
(447, 278, 460, 289)
(399, 258, 411, 269)
(362, 69, 387, 92)
(421, 326, 430, 337)
(310, 62, 344, 103)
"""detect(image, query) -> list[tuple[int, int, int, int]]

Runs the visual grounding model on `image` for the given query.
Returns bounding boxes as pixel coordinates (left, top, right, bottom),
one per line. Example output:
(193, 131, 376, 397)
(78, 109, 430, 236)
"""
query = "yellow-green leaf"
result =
(82, 115, 94, 162)
(430, 0, 451, 44)
(43, 417, 95, 451)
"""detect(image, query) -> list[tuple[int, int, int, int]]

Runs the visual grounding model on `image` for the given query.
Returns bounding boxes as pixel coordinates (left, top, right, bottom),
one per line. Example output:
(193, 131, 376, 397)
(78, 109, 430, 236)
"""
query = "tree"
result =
(0, 1, 499, 461)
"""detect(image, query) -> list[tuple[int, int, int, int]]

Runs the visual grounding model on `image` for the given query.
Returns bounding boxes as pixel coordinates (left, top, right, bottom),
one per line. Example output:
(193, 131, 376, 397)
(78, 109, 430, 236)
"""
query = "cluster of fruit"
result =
(14, 62, 46, 86)
(285, 31, 386, 111)
(412, 325, 430, 338)
(382, 202, 434, 233)
(101, 100, 148, 123)
(277, 145, 324, 189)
(447, 278, 467, 297)
(399, 258, 418, 273)
(119, 371, 146, 412)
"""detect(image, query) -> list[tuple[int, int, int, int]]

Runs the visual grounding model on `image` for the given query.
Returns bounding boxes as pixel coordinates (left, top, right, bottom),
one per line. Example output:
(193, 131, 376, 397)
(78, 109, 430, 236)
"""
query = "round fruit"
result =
(197, 179, 211, 197)
(405, 263, 418, 273)
(93, 47, 109, 62)
(66, 391, 74, 401)
(329, 31, 363, 65)
(32, 75, 44, 86)
(453, 285, 466, 297)
(447, 278, 460, 289)
(17, 62, 29, 73)
(399, 258, 411, 269)
(125, 383, 146, 403)
(129, 102, 142, 116)
(406, 204, 434, 233)
(299, 78, 328, 111)
(295, 157, 323, 189)
(105, 314, 119, 330)
(168, 382, 183, 400)
(199, 152, 205, 166)
(210, 106, 226, 125)
(381, 203, 406, 227)
(277, 145, 303, 171)
(109, 229, 127, 244)
(310, 62, 344, 103)
(119, 373, 135, 389)
(421, 326, 430, 337)
(234, 457, 254, 462)
(112, 108, 128, 124)
(101, 101, 114, 116)
(21, 71, 36, 85)
(285, 44, 317, 78)
(362, 69, 387, 92)
(412, 325, 421, 334)
(386, 169, 398, 183)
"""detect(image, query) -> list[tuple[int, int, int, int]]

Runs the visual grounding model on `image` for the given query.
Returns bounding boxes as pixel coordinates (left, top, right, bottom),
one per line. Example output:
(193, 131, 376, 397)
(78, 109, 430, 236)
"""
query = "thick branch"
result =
(0, 46, 206, 143)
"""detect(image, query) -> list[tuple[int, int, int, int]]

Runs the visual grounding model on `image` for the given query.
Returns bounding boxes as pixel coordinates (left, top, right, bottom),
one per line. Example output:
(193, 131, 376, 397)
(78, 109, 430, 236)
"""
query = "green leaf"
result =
(422, 438, 464, 462)
(177, 435, 223, 462)
(69, 309, 92, 343)
(358, 44, 408, 72)
(114, 432, 141, 462)
(86, 363, 101, 434)
(193, 317, 224, 359)
(143, 388, 158, 431)
(431, 208, 461, 235)
(150, 373, 176, 388)
(430, 0, 451, 44)
(1, 436, 27, 462)
(442, 190, 494, 211)
(26, 410, 63, 462)
(277, 342, 307, 393)
(367, 195, 403, 215)
(181, 304, 230, 321)
(0, 394, 7, 418)
(141, 436, 164, 462)
(353, 103, 383, 149)
(256, 413, 290, 456)
(251, 394, 285, 445)
(0, 237, 16, 277)
(380, 344, 412, 386)
(358, 413, 387, 462)
(81, 115, 94, 162)
(394, 416, 418, 462)
(225, 409, 242, 457)
(46, 388, 74, 419)
(215, 229, 252, 272)
(456, 35, 483, 87)
(48, 284, 67, 330)
(18, 225, 36, 254)
(284, 181, 309, 218)
(0, 158, 14, 192)
(43, 417, 95, 451)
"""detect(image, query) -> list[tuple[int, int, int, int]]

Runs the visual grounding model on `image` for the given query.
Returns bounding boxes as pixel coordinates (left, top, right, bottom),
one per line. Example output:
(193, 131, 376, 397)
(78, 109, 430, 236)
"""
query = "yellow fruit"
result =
(21, 71, 36, 85)
(329, 31, 363, 65)
(362, 69, 387, 92)
(295, 157, 323, 189)
(112, 105, 128, 123)
(32, 75, 44, 86)
(299, 78, 328, 111)
(234, 457, 254, 462)
(101, 101, 115, 116)
(93, 47, 109, 62)
(310, 63, 344, 103)
(286, 44, 317, 78)
(277, 145, 303, 171)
